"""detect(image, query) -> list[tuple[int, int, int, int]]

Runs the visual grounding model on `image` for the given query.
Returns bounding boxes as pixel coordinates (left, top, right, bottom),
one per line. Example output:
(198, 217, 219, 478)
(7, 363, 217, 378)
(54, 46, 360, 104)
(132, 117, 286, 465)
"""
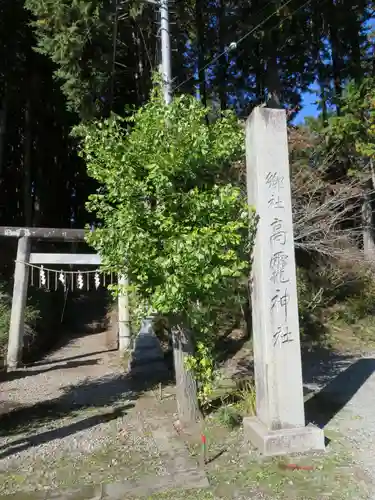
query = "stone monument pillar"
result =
(243, 107, 325, 456)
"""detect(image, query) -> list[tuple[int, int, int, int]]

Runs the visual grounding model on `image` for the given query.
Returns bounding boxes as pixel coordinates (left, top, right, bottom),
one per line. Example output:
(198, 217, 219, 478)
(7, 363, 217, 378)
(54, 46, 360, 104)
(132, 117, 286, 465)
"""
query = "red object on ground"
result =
(280, 463, 314, 471)
(201, 434, 207, 444)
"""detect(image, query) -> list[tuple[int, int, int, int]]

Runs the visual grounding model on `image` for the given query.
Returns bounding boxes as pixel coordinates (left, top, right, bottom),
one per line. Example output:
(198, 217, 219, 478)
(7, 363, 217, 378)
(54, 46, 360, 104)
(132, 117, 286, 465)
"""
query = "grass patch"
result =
(233, 379, 256, 416)
(0, 416, 164, 495)
(204, 376, 256, 419)
(0, 449, 165, 495)
(327, 316, 375, 351)
(0, 403, 370, 499)
(215, 405, 242, 429)
(181, 413, 370, 499)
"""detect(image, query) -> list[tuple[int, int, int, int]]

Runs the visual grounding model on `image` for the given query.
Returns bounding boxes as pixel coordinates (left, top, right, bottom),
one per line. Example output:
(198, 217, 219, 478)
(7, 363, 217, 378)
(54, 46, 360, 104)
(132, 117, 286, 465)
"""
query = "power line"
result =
(135, 21, 154, 71)
(173, 0, 315, 93)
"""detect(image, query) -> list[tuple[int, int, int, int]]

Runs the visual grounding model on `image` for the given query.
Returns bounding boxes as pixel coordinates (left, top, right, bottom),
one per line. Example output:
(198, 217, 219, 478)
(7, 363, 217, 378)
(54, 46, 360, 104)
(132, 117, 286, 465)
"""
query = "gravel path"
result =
(225, 342, 375, 498)
(0, 331, 133, 473)
(303, 350, 375, 498)
(2, 329, 375, 499)
(0, 330, 208, 497)
(1, 331, 125, 408)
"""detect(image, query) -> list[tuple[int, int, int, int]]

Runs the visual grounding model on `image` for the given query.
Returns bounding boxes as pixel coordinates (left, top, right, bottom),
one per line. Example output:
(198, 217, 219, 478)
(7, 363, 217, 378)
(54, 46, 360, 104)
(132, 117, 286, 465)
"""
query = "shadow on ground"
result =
(23, 286, 114, 365)
(0, 404, 134, 460)
(30, 349, 113, 367)
(215, 328, 250, 365)
(305, 356, 375, 428)
(0, 360, 171, 450)
(215, 335, 374, 431)
(2, 324, 372, 457)
(62, 288, 112, 336)
(0, 358, 102, 383)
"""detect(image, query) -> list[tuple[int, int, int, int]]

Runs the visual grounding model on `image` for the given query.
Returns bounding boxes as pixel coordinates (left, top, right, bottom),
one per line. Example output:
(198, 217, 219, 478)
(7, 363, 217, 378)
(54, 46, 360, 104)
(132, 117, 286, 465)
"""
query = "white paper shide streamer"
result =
(40, 265, 46, 287)
(77, 271, 84, 290)
(29, 262, 106, 292)
(94, 271, 100, 290)
(58, 270, 66, 289)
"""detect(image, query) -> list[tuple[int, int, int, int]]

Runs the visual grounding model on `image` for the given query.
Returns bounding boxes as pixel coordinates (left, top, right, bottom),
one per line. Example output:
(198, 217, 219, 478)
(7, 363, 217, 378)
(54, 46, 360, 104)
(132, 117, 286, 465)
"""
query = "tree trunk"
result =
(362, 178, 375, 260)
(328, 0, 342, 114)
(0, 89, 8, 180)
(265, 32, 282, 108)
(319, 82, 328, 126)
(255, 39, 265, 106)
(133, 22, 147, 106)
(350, 25, 362, 84)
(317, 61, 328, 125)
(242, 296, 252, 340)
(172, 324, 201, 425)
(23, 98, 33, 227)
(196, 0, 207, 107)
(311, 9, 327, 125)
(32, 157, 43, 227)
(362, 161, 375, 259)
(108, 0, 119, 114)
(217, 0, 227, 110)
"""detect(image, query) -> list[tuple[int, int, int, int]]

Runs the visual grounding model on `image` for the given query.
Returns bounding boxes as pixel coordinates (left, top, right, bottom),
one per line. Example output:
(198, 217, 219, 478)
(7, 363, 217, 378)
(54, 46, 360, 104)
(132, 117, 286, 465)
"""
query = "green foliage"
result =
(0, 292, 11, 355)
(25, 0, 113, 119)
(0, 286, 40, 359)
(296, 267, 326, 340)
(185, 341, 216, 403)
(296, 256, 375, 345)
(234, 379, 256, 417)
(330, 270, 375, 324)
(76, 83, 256, 400)
(3, 0, 374, 243)
(297, 262, 362, 340)
(324, 77, 375, 176)
(215, 404, 242, 429)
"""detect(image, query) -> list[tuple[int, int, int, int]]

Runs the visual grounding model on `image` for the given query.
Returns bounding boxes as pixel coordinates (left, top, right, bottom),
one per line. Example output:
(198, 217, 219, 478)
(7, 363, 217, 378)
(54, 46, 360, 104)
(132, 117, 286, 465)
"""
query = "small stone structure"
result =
(128, 317, 168, 378)
(243, 106, 325, 456)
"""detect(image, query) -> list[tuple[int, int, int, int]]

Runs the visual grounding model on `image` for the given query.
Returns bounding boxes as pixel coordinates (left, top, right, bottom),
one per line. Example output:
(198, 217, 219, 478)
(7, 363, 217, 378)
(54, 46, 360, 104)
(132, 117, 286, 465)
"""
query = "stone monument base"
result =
(243, 417, 325, 456)
(127, 317, 169, 381)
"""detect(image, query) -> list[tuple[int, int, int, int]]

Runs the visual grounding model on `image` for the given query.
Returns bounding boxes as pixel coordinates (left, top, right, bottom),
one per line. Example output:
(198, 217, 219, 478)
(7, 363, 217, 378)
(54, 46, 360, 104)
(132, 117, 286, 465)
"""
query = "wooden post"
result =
(118, 274, 131, 351)
(7, 236, 31, 370)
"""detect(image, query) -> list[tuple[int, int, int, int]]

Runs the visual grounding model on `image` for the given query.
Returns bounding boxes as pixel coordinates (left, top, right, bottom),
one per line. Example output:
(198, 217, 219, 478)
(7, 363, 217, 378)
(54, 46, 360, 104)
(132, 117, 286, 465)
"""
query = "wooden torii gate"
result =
(0, 227, 130, 371)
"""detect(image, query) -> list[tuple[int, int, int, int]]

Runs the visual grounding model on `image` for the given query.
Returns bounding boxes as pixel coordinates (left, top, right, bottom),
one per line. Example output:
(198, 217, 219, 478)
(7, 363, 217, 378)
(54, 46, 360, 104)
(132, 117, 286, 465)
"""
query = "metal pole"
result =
(160, 0, 172, 105)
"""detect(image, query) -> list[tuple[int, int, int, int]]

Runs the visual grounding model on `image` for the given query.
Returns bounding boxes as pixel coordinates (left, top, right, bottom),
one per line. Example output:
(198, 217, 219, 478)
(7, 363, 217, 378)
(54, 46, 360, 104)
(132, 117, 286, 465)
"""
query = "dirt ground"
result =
(1, 323, 375, 499)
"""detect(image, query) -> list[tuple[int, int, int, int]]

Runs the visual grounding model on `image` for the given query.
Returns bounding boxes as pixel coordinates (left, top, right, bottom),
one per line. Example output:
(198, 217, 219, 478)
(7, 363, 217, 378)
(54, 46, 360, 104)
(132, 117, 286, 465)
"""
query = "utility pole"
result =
(160, 0, 172, 105)
(115, 0, 172, 354)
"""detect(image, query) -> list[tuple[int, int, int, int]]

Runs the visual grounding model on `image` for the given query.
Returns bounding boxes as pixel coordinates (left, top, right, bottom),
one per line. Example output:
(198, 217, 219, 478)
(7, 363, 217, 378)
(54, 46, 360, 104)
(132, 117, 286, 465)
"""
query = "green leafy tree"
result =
(25, 0, 157, 120)
(25, 0, 375, 121)
(318, 77, 375, 257)
(25, 0, 112, 119)
(325, 78, 375, 153)
(75, 82, 256, 424)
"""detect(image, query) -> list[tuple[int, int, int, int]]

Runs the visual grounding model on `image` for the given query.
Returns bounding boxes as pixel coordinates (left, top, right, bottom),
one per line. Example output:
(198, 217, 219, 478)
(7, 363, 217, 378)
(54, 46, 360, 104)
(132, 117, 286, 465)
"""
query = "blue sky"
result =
(295, 87, 319, 124)
(295, 18, 375, 124)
